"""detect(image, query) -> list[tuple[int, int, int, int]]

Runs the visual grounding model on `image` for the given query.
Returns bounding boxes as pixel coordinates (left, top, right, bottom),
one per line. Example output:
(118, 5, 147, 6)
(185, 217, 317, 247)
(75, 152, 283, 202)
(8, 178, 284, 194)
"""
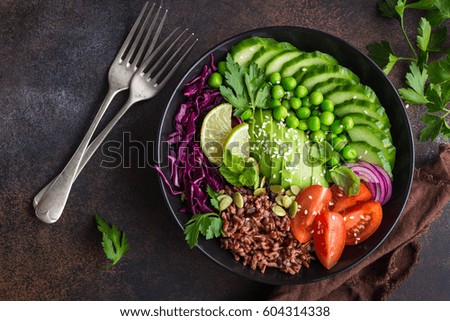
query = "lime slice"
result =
(224, 122, 250, 160)
(200, 103, 232, 165)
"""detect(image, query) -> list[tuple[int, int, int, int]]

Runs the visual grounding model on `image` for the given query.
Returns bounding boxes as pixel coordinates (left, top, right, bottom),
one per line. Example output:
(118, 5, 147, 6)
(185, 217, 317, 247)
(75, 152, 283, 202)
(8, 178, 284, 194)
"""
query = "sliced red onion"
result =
(346, 161, 393, 205)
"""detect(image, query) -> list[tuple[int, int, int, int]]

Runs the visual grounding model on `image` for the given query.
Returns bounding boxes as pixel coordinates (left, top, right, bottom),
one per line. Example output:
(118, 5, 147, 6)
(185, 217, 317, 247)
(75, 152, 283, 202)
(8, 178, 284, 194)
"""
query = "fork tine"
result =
(151, 33, 197, 84)
(116, 1, 149, 60)
(142, 8, 168, 62)
(123, 2, 156, 64)
(143, 28, 187, 77)
(153, 36, 198, 89)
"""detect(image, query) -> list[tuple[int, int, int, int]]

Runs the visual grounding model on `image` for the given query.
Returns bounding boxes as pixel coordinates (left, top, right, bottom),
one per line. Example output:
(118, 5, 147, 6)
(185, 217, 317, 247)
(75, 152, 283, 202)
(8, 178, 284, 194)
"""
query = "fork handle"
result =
(34, 88, 120, 223)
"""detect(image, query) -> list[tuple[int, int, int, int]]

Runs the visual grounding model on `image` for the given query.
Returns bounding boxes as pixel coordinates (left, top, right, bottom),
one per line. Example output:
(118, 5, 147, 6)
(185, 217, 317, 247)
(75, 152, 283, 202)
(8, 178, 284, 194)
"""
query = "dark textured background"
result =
(0, 0, 448, 300)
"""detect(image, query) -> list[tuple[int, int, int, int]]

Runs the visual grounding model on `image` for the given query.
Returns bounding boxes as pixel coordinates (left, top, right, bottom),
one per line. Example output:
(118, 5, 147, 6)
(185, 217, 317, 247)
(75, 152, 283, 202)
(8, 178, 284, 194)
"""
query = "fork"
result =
(34, 28, 198, 224)
(33, 2, 167, 221)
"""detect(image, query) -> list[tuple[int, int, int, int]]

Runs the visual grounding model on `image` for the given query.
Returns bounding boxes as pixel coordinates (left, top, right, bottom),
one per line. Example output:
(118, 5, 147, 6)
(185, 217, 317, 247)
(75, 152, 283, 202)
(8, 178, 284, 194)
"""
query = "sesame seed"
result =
(308, 195, 312, 199)
(353, 232, 357, 237)
(350, 216, 354, 220)
(304, 209, 308, 214)
(332, 215, 336, 220)
(302, 67, 307, 71)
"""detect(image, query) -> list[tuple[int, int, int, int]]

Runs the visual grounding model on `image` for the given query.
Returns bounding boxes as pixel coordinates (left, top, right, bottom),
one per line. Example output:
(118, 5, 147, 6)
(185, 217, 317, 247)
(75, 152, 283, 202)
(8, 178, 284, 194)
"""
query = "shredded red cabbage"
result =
(156, 55, 224, 214)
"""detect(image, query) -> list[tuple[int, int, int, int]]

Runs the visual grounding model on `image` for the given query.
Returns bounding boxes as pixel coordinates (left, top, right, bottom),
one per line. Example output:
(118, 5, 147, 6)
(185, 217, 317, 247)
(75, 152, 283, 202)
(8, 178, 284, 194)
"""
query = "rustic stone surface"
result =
(0, 0, 448, 300)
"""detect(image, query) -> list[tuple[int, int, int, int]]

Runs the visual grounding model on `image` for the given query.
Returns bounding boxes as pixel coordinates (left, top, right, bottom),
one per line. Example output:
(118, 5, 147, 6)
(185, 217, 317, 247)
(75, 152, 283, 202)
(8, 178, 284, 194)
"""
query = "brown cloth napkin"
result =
(270, 144, 450, 300)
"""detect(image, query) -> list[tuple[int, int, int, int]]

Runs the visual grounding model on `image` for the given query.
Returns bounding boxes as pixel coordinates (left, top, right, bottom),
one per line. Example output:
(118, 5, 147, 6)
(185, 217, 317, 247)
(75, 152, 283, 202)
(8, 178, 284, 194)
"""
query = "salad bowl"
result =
(156, 26, 414, 284)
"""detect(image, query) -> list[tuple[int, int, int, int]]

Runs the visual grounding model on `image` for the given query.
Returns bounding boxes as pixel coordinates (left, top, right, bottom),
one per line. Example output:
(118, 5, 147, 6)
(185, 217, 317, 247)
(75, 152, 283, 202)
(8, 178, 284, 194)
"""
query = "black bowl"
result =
(156, 26, 414, 285)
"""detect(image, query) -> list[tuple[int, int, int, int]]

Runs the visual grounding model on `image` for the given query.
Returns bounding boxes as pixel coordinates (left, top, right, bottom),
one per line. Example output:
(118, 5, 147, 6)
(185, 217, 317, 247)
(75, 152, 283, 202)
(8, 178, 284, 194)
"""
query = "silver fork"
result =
(33, 2, 167, 221)
(34, 28, 198, 224)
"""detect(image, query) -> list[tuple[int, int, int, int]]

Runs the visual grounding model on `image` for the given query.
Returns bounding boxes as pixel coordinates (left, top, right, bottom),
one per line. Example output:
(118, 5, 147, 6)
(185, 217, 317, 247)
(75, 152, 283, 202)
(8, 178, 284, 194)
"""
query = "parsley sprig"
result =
(219, 54, 271, 116)
(95, 214, 129, 269)
(367, 0, 450, 141)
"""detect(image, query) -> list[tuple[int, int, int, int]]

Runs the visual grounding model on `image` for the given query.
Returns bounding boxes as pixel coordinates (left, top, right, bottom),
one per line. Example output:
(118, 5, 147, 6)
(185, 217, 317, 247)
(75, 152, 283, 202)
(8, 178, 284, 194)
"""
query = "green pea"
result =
(320, 124, 330, 132)
(281, 99, 291, 109)
(289, 97, 302, 110)
(332, 136, 347, 151)
(310, 91, 324, 106)
(273, 106, 288, 121)
(301, 96, 311, 108)
(296, 107, 311, 119)
(321, 99, 334, 112)
(342, 115, 355, 130)
(297, 120, 309, 131)
(286, 115, 300, 128)
(271, 85, 285, 100)
(269, 72, 281, 85)
(270, 98, 282, 109)
(217, 61, 227, 76)
(341, 146, 358, 160)
(310, 130, 326, 143)
(281, 77, 297, 91)
(320, 111, 335, 126)
(311, 110, 320, 116)
(308, 116, 321, 132)
(328, 151, 341, 167)
(326, 132, 337, 142)
(330, 120, 344, 134)
(294, 85, 308, 98)
(240, 109, 253, 121)
(208, 72, 222, 88)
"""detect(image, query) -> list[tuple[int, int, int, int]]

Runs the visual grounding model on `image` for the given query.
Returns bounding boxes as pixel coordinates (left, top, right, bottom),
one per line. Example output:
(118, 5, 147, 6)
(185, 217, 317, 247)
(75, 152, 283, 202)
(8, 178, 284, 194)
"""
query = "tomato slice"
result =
(312, 211, 346, 270)
(331, 182, 372, 213)
(291, 185, 332, 243)
(342, 200, 383, 245)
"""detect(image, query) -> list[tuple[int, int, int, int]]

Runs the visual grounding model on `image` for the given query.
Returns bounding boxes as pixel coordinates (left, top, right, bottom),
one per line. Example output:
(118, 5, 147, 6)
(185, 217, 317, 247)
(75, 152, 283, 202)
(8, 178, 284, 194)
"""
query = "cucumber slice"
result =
(300, 65, 360, 91)
(311, 78, 352, 95)
(347, 125, 396, 167)
(231, 37, 277, 67)
(346, 141, 393, 178)
(346, 113, 392, 140)
(280, 51, 338, 78)
(265, 50, 303, 77)
(325, 84, 380, 105)
(334, 99, 390, 127)
(252, 42, 297, 70)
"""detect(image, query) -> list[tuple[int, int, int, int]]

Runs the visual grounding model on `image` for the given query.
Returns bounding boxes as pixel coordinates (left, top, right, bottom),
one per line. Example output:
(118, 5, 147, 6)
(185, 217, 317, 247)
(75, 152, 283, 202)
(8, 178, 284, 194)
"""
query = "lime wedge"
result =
(200, 103, 232, 165)
(224, 122, 250, 160)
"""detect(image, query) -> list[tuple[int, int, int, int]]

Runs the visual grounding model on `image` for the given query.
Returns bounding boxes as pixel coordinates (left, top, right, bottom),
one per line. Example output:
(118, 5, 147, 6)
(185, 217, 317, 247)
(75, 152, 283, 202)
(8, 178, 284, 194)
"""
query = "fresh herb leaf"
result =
(417, 17, 432, 52)
(220, 54, 270, 116)
(428, 26, 447, 52)
(367, 41, 399, 73)
(398, 62, 429, 104)
(426, 0, 450, 26)
(378, 0, 402, 20)
(219, 165, 241, 186)
(222, 148, 245, 173)
(95, 215, 129, 269)
(428, 55, 450, 84)
(406, 0, 436, 10)
(206, 186, 220, 210)
(184, 213, 223, 248)
(330, 167, 361, 196)
(420, 113, 445, 141)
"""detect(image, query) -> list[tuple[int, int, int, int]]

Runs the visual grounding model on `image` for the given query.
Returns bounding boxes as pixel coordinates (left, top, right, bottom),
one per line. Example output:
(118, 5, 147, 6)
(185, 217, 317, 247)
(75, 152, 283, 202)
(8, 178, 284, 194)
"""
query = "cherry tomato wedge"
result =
(342, 200, 383, 245)
(312, 211, 346, 270)
(291, 185, 332, 243)
(331, 182, 372, 213)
